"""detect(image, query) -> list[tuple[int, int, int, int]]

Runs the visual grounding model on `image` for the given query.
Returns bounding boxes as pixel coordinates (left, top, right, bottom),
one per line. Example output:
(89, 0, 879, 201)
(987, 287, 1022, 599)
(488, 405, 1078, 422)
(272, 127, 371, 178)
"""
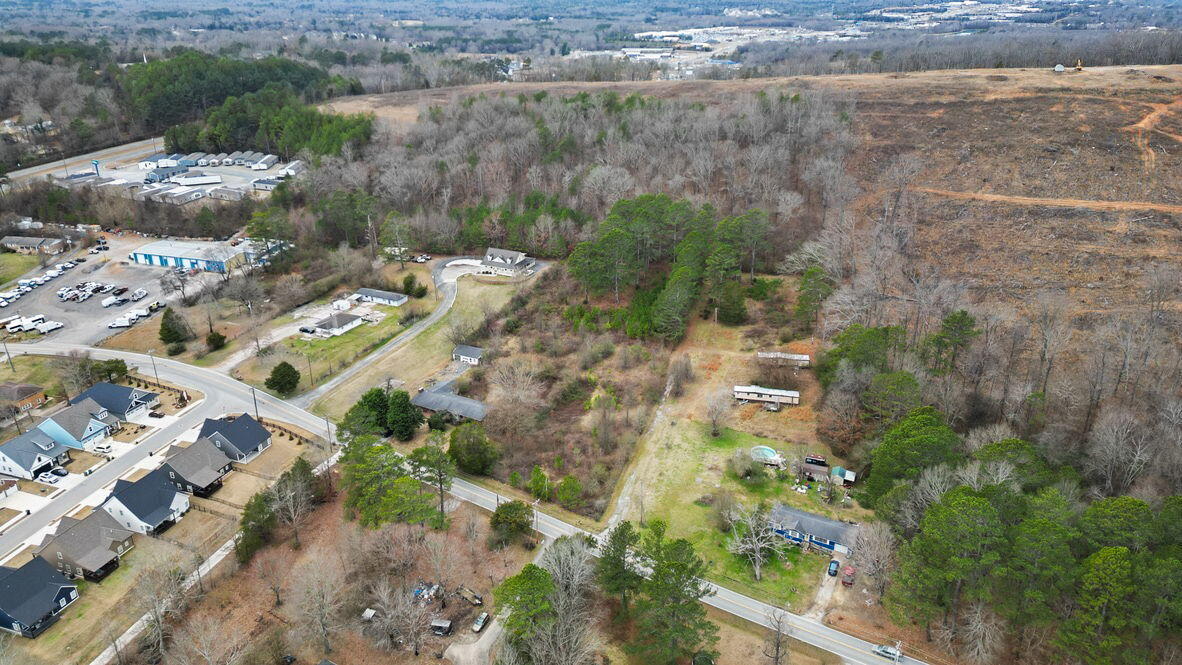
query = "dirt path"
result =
(1120, 94, 1182, 170)
(913, 187, 1182, 214)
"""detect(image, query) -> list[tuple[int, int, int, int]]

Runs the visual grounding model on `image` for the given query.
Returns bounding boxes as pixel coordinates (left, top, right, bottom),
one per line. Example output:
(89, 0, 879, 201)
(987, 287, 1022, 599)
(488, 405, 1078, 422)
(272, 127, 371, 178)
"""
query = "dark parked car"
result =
(50, 467, 69, 477)
(298, 326, 316, 334)
(827, 560, 840, 576)
(149, 411, 165, 418)
(74, 257, 87, 263)
(113, 287, 128, 295)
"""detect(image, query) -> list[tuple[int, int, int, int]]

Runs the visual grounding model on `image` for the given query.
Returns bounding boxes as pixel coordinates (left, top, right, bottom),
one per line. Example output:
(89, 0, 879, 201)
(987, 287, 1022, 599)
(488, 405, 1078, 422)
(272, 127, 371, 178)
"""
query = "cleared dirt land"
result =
(328, 65, 1182, 321)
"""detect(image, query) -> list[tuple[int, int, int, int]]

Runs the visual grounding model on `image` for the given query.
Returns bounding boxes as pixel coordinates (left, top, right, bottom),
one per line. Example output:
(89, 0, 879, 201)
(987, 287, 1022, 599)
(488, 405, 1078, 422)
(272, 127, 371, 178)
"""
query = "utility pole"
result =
(1, 336, 13, 372)
(148, 349, 160, 385)
(323, 416, 333, 449)
(250, 386, 260, 421)
(305, 353, 314, 386)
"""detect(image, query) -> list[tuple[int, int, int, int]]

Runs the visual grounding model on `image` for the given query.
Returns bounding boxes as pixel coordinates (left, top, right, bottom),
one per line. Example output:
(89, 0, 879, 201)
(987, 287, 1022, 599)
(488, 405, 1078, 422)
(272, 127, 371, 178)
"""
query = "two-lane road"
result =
(4, 138, 164, 184)
(11, 342, 924, 665)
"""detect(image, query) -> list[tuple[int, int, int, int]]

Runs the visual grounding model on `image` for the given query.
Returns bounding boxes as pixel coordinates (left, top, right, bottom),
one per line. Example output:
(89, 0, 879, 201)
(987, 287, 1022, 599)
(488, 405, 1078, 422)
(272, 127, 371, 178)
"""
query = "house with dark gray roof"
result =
(768, 504, 860, 555)
(101, 468, 190, 535)
(35, 398, 119, 449)
(70, 383, 157, 420)
(314, 312, 363, 337)
(198, 414, 272, 463)
(480, 247, 534, 276)
(34, 511, 134, 581)
(452, 345, 484, 366)
(356, 287, 408, 307)
(0, 382, 47, 412)
(0, 429, 70, 480)
(0, 556, 79, 637)
(411, 379, 487, 422)
(160, 438, 233, 496)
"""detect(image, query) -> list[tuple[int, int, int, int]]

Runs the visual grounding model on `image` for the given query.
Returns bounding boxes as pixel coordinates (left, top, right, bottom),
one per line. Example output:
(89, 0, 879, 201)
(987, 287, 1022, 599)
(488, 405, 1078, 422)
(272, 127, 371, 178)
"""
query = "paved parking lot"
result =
(4, 235, 170, 345)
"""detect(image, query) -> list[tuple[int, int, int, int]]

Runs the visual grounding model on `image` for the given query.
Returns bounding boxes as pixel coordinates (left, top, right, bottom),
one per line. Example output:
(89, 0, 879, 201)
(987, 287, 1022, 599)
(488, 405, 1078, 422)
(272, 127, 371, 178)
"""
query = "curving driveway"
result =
(290, 257, 481, 408)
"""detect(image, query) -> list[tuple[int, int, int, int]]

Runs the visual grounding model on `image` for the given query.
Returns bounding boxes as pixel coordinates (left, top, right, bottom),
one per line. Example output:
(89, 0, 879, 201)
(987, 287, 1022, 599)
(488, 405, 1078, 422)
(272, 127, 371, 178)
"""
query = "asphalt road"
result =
(8, 342, 920, 665)
(0, 342, 333, 559)
(5, 138, 163, 184)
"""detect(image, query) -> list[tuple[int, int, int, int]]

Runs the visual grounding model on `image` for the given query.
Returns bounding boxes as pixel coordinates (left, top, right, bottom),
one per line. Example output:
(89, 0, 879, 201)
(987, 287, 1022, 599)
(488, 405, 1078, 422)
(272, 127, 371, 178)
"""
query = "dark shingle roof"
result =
(42, 398, 118, 440)
(356, 287, 407, 303)
(315, 312, 361, 331)
(0, 382, 43, 402)
(411, 379, 487, 421)
(163, 438, 230, 488)
(0, 557, 75, 626)
(35, 511, 133, 572)
(481, 247, 531, 269)
(198, 414, 270, 459)
(70, 383, 157, 419)
(769, 504, 859, 547)
(104, 469, 181, 526)
(0, 429, 68, 471)
(452, 344, 484, 359)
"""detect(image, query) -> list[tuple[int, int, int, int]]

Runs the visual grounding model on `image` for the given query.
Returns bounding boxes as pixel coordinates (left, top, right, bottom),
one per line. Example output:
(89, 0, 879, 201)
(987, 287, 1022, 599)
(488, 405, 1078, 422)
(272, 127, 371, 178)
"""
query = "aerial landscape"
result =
(0, 1, 1180, 664)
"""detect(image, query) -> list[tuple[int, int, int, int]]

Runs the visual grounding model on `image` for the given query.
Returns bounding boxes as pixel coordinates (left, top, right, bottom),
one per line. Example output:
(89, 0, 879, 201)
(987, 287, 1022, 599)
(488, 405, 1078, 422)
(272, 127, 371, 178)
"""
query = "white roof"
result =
(756, 351, 811, 361)
(734, 385, 800, 398)
(133, 240, 245, 262)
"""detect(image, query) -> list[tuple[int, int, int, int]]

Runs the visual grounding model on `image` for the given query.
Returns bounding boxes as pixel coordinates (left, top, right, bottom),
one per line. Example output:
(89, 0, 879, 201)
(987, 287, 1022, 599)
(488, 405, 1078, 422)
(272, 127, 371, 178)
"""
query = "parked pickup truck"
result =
(131, 288, 148, 301)
(456, 586, 484, 606)
(107, 318, 131, 329)
(101, 295, 122, 308)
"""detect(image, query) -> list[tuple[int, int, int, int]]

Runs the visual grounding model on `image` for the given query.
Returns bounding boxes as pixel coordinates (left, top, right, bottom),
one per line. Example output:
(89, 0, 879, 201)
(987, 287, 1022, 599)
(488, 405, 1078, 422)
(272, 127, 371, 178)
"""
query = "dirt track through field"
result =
(1122, 94, 1182, 170)
(913, 187, 1182, 214)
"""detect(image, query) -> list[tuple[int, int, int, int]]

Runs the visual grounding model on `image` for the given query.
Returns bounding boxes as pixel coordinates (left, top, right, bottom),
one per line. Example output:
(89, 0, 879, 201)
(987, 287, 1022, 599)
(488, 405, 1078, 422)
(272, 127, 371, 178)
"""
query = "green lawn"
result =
(232, 305, 409, 396)
(0, 253, 40, 287)
(645, 423, 864, 611)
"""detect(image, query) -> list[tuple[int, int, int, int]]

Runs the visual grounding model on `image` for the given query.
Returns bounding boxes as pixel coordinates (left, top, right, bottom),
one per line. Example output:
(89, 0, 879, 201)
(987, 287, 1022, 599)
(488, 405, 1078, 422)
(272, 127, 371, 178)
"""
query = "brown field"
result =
(329, 64, 1182, 322)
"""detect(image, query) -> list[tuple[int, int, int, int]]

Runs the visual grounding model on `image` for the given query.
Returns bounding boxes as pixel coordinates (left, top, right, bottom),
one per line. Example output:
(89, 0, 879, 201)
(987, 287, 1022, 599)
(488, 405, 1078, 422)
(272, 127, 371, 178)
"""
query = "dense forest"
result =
(163, 83, 374, 158)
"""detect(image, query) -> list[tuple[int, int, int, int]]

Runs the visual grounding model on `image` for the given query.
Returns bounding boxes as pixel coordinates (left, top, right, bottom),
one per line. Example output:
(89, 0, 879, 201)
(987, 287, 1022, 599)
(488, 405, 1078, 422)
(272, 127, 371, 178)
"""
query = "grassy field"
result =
(312, 276, 518, 420)
(231, 302, 420, 396)
(0, 353, 61, 391)
(0, 252, 40, 287)
(640, 422, 859, 612)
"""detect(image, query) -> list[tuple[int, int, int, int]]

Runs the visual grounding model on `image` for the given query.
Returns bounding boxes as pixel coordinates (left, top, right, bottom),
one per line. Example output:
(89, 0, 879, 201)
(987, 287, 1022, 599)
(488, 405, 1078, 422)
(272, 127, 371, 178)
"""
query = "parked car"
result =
(298, 326, 316, 334)
(148, 410, 165, 418)
(430, 619, 452, 636)
(872, 645, 903, 662)
(108, 318, 131, 328)
(472, 612, 490, 633)
(88, 247, 100, 254)
(113, 287, 129, 296)
(827, 560, 840, 577)
(36, 472, 59, 485)
(147, 301, 164, 311)
(94, 443, 112, 454)
(101, 296, 121, 308)
(99, 284, 115, 293)
(74, 257, 86, 263)
(49, 467, 68, 477)
(131, 288, 148, 301)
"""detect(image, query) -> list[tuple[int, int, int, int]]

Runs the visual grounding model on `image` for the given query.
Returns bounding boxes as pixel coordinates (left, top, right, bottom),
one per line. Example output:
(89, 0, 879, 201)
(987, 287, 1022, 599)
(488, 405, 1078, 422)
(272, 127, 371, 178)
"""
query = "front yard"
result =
(636, 421, 846, 612)
(231, 301, 428, 396)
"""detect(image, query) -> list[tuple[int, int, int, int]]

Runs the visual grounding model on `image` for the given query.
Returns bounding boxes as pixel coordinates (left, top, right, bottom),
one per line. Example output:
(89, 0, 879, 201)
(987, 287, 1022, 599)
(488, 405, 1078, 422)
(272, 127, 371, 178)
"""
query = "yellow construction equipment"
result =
(1075, 59, 1084, 71)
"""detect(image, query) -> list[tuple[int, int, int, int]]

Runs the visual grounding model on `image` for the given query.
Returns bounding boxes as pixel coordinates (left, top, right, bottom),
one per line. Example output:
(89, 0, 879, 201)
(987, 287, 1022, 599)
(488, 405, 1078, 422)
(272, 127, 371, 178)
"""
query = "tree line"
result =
(163, 82, 373, 158)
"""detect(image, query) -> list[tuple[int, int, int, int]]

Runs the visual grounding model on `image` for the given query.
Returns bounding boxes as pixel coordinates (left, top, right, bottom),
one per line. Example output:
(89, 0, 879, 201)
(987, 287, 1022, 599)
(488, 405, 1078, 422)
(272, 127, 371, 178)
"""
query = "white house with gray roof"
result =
(34, 511, 134, 581)
(356, 288, 408, 307)
(452, 345, 484, 366)
(0, 429, 71, 479)
(315, 312, 363, 337)
(481, 247, 534, 276)
(101, 469, 190, 535)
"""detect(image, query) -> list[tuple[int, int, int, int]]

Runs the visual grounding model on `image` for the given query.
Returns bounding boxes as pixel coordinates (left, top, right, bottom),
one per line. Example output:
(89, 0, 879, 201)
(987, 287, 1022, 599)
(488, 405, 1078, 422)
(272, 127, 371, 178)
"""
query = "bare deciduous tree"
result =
(135, 555, 188, 661)
(253, 548, 286, 607)
(293, 558, 345, 655)
(527, 536, 599, 665)
(269, 473, 314, 549)
(706, 388, 731, 437)
(489, 360, 545, 408)
(365, 578, 430, 655)
(726, 503, 788, 582)
(1086, 406, 1153, 496)
(851, 522, 896, 599)
(667, 355, 694, 397)
(168, 614, 245, 665)
(763, 609, 792, 665)
(960, 601, 1005, 665)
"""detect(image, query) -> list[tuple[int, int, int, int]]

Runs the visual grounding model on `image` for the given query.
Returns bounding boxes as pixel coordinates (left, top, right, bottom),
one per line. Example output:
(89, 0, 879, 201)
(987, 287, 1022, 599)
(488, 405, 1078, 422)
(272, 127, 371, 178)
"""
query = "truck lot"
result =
(1, 235, 181, 346)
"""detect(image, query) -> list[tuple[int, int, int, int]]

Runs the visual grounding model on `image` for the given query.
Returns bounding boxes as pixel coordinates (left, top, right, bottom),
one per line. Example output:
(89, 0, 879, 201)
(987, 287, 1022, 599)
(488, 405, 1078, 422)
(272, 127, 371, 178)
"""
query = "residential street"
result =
(8, 341, 922, 665)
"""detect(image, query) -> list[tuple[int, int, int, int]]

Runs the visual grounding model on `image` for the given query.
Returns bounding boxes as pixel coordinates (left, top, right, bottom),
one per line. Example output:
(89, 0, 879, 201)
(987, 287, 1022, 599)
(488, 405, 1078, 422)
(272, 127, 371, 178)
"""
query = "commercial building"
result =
(0, 236, 64, 255)
(129, 239, 250, 273)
